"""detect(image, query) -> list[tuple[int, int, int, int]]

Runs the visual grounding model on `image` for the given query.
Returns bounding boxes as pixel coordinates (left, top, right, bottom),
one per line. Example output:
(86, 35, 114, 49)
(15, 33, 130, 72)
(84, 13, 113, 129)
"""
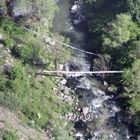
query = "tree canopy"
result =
(102, 13, 140, 48)
(123, 60, 140, 113)
(127, 0, 140, 24)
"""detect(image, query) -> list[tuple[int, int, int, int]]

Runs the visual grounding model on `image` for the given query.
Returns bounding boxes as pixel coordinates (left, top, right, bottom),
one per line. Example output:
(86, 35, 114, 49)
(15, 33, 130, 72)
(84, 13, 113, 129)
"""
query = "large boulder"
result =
(82, 107, 89, 117)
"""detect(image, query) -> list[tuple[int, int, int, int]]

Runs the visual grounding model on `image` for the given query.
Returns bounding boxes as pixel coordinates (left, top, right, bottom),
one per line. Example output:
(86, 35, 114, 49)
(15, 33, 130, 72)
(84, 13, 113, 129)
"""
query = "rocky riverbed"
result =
(53, 0, 137, 139)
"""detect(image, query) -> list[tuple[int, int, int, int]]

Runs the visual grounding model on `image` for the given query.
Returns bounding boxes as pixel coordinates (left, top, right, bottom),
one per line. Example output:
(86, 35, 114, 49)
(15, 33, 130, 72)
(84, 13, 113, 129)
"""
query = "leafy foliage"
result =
(123, 60, 140, 113)
(102, 14, 140, 48)
(85, 0, 127, 33)
(129, 40, 140, 60)
(2, 130, 18, 140)
(127, 0, 140, 24)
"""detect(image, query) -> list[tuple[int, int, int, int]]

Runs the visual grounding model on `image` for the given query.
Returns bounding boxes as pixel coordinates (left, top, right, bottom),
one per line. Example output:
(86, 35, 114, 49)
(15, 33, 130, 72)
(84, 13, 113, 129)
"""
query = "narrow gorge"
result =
(53, 0, 137, 139)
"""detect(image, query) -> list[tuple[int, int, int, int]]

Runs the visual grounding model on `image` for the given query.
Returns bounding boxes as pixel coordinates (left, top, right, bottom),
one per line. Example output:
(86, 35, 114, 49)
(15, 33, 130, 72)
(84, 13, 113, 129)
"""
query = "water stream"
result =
(53, 0, 136, 140)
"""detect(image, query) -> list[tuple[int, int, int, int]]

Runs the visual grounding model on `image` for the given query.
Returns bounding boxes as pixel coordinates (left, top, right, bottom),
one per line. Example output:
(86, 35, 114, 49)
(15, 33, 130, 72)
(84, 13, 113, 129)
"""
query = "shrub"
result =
(0, 75, 7, 91)
(0, 17, 24, 48)
(3, 131, 18, 140)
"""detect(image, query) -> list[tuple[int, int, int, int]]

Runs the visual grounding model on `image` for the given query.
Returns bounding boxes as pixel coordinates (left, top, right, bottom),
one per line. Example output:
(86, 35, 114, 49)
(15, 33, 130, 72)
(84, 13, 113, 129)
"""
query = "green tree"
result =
(85, 0, 127, 33)
(129, 40, 140, 60)
(127, 0, 140, 24)
(123, 60, 140, 113)
(3, 131, 18, 140)
(102, 13, 140, 48)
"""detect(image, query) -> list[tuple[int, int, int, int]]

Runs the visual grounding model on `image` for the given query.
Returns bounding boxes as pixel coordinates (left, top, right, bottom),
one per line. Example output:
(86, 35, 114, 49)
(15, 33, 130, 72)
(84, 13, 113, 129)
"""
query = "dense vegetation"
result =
(85, 0, 140, 137)
(0, 1, 74, 140)
(0, 130, 18, 140)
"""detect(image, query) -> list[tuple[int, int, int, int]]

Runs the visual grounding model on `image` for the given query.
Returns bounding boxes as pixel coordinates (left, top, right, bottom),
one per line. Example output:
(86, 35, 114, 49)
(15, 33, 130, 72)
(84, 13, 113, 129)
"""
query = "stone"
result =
(109, 134, 114, 138)
(60, 79, 67, 85)
(0, 34, 4, 41)
(39, 57, 46, 64)
(0, 44, 3, 48)
(65, 96, 72, 102)
(71, 4, 79, 13)
(73, 19, 81, 25)
(49, 40, 56, 46)
(45, 38, 51, 43)
(0, 122, 5, 129)
(53, 87, 57, 91)
(63, 87, 69, 95)
(85, 114, 91, 121)
(31, 120, 35, 124)
(108, 87, 114, 92)
(58, 64, 64, 70)
(76, 132, 83, 137)
(82, 107, 89, 116)
(112, 106, 120, 112)
(3, 63, 13, 70)
(103, 81, 108, 86)
(66, 112, 76, 120)
(45, 38, 56, 46)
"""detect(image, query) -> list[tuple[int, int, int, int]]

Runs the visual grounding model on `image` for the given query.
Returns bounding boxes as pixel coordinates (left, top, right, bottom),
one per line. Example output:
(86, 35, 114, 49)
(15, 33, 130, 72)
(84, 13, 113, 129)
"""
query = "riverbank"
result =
(0, 1, 77, 139)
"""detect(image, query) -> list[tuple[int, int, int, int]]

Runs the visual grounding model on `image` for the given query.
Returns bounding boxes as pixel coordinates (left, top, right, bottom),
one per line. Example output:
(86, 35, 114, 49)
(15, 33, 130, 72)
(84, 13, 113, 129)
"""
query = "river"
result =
(53, 0, 136, 140)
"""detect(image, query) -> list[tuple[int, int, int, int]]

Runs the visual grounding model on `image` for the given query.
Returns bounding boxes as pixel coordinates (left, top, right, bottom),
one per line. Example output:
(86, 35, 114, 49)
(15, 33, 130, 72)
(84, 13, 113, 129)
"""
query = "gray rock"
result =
(71, 4, 79, 13)
(73, 19, 81, 25)
(103, 81, 108, 86)
(0, 34, 4, 41)
(82, 107, 89, 116)
(63, 87, 69, 95)
(0, 44, 3, 48)
(58, 64, 64, 70)
(60, 79, 67, 85)
(108, 87, 114, 92)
